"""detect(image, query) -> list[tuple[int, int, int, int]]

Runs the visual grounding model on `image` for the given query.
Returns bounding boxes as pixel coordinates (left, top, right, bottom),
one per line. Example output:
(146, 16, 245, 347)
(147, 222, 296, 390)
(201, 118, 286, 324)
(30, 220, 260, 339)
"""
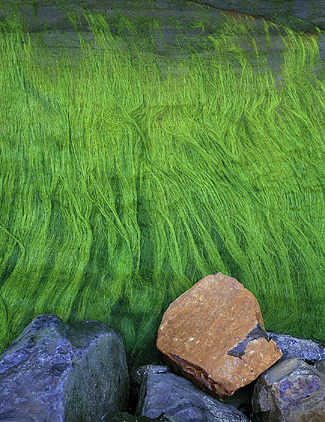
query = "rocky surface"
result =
(157, 273, 282, 397)
(0, 314, 129, 422)
(191, 0, 325, 32)
(0, 0, 324, 84)
(102, 410, 180, 421)
(267, 332, 325, 362)
(252, 358, 325, 421)
(0, 312, 324, 421)
(2, 0, 324, 33)
(134, 365, 249, 421)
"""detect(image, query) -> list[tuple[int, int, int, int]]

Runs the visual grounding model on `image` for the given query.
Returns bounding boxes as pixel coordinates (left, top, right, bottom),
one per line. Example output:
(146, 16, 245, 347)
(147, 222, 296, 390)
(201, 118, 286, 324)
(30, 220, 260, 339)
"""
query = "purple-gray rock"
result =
(252, 358, 325, 421)
(102, 410, 183, 421)
(134, 365, 249, 422)
(267, 332, 325, 362)
(0, 314, 129, 422)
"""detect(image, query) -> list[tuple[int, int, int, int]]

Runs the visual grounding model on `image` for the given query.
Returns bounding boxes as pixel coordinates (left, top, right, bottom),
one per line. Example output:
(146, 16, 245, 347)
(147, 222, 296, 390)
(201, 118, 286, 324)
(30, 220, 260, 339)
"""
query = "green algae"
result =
(0, 6, 324, 369)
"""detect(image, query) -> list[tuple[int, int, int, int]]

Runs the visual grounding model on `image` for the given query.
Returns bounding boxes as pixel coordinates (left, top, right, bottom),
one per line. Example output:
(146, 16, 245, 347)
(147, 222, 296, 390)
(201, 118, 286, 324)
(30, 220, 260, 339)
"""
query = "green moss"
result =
(0, 6, 324, 370)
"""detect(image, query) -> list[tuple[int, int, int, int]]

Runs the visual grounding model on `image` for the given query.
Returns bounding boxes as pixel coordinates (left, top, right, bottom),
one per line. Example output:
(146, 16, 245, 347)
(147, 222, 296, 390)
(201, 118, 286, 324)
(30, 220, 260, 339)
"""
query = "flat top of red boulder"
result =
(158, 272, 264, 359)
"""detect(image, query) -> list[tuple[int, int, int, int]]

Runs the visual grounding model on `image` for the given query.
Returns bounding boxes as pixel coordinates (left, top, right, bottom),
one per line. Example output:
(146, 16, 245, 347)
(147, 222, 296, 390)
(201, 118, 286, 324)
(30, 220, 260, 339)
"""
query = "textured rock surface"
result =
(0, 314, 129, 422)
(2, 0, 324, 33)
(0, 0, 324, 81)
(223, 333, 325, 417)
(252, 358, 325, 422)
(191, 0, 325, 32)
(135, 365, 249, 422)
(102, 410, 181, 421)
(267, 332, 325, 362)
(157, 273, 282, 397)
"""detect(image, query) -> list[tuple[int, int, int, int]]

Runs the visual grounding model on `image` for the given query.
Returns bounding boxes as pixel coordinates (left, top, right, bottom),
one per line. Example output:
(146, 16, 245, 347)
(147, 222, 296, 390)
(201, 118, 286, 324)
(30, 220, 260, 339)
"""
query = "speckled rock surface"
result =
(0, 314, 129, 422)
(157, 273, 282, 397)
(252, 358, 325, 421)
(267, 332, 325, 362)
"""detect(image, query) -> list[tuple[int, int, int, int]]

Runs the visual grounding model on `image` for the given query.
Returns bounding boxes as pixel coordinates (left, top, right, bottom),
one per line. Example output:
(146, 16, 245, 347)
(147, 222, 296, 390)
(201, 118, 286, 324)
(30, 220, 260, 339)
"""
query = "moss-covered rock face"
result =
(0, 1, 324, 370)
(191, 0, 325, 33)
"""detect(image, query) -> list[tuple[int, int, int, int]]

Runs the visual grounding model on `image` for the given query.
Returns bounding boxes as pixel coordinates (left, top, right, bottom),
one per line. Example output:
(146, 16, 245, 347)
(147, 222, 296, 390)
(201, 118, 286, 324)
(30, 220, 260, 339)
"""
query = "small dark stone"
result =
(227, 324, 270, 358)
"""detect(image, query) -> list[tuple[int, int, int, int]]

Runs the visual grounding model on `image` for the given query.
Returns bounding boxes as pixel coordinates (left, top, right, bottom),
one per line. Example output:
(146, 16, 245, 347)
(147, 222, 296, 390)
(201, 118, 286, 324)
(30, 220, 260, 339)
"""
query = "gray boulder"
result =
(134, 365, 249, 422)
(267, 332, 325, 362)
(0, 314, 129, 422)
(252, 358, 325, 421)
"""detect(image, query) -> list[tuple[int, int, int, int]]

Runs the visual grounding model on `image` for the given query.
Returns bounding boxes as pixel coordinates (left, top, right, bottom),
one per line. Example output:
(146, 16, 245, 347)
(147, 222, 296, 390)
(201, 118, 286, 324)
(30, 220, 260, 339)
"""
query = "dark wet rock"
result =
(0, 315, 324, 421)
(227, 324, 270, 358)
(252, 358, 325, 421)
(220, 383, 255, 417)
(267, 332, 325, 362)
(102, 410, 183, 421)
(4, 0, 324, 33)
(135, 365, 249, 422)
(0, 314, 129, 422)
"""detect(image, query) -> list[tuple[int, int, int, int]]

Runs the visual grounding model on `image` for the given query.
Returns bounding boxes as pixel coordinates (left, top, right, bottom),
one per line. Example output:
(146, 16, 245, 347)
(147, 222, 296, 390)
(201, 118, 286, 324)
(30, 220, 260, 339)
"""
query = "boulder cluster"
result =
(0, 273, 324, 421)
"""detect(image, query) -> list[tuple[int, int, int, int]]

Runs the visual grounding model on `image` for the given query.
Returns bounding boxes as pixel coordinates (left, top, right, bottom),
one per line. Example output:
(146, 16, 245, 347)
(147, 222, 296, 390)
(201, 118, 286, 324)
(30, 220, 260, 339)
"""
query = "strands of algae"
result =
(0, 6, 324, 368)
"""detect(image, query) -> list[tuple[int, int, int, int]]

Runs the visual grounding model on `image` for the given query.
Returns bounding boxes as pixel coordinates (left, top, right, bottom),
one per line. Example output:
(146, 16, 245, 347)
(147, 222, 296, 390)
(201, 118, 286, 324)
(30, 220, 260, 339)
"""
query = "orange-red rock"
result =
(157, 272, 282, 398)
